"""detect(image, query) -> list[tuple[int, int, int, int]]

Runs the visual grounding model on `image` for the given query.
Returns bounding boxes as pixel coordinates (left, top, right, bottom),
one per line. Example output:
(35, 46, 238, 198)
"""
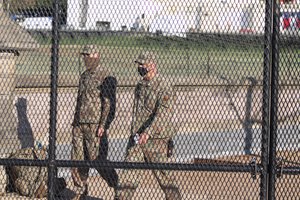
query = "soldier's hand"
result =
(97, 127, 105, 137)
(138, 133, 149, 145)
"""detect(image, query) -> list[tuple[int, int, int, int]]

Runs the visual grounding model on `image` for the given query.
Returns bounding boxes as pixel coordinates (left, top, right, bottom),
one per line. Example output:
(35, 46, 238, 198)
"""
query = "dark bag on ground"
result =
(5, 147, 66, 198)
(167, 138, 174, 158)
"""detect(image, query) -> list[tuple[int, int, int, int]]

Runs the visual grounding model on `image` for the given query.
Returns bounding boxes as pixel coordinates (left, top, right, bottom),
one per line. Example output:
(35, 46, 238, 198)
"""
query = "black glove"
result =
(167, 138, 174, 158)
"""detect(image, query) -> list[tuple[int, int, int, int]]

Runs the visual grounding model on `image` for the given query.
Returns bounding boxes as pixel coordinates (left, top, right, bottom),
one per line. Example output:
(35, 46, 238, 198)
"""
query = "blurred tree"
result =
(35, 0, 68, 9)
(3, 0, 35, 12)
(36, 0, 52, 7)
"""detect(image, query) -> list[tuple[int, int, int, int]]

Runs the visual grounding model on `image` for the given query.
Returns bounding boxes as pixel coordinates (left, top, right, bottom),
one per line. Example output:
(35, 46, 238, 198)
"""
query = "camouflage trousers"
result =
(8, 164, 48, 198)
(115, 138, 182, 200)
(71, 124, 118, 195)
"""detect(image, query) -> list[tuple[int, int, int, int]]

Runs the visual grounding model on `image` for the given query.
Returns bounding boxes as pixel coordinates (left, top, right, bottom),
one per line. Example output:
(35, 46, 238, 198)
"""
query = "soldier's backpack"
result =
(4, 147, 66, 198)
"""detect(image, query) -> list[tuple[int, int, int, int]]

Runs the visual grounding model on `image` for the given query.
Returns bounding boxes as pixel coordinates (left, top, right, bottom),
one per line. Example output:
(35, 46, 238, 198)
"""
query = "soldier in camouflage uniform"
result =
(4, 145, 66, 198)
(71, 45, 118, 200)
(114, 51, 182, 200)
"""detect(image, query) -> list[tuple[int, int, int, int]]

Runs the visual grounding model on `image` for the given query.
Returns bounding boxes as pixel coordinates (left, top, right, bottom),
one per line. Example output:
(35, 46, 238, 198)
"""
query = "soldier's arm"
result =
(99, 76, 117, 130)
(148, 86, 174, 138)
(135, 100, 159, 134)
(99, 97, 110, 130)
(72, 75, 85, 126)
(138, 83, 174, 138)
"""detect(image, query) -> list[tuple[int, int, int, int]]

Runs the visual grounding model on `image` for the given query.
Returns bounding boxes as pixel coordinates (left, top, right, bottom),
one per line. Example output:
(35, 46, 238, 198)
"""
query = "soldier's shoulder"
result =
(93, 66, 112, 80)
(155, 75, 173, 90)
(94, 66, 109, 74)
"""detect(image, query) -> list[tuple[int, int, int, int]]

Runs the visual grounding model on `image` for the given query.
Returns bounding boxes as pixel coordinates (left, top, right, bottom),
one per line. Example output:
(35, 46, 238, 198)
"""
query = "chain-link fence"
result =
(0, 0, 299, 199)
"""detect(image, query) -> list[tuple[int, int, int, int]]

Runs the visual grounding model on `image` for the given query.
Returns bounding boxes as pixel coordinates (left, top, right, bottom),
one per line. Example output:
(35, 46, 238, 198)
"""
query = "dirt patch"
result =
(194, 150, 300, 167)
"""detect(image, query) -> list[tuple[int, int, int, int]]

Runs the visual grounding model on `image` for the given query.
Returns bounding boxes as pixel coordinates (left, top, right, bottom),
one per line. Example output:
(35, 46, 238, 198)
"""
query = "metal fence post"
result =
(48, 0, 60, 199)
(268, 0, 280, 199)
(261, 0, 273, 199)
(262, 0, 280, 199)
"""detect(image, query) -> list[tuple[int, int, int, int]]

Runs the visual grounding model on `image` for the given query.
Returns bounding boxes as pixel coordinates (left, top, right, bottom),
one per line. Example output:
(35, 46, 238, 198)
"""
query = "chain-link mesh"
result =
(0, 0, 299, 199)
(275, 1, 300, 200)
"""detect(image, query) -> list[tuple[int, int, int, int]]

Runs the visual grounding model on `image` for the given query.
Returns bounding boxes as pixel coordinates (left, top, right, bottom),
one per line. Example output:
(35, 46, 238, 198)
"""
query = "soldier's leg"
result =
(144, 141, 182, 200)
(33, 167, 48, 198)
(71, 125, 89, 196)
(95, 132, 118, 188)
(14, 178, 30, 196)
(152, 169, 182, 200)
(84, 124, 100, 161)
(115, 144, 144, 200)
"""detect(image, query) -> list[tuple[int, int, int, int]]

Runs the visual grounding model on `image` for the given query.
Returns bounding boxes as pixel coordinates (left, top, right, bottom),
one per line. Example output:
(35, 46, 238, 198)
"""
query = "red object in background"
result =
(239, 28, 254, 34)
(296, 13, 300, 29)
(283, 14, 291, 29)
(296, 18, 300, 28)
(282, 12, 300, 30)
(283, 18, 291, 29)
(280, 0, 296, 4)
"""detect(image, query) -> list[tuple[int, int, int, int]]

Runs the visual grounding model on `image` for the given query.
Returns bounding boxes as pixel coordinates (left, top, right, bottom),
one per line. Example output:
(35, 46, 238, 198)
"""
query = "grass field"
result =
(15, 34, 300, 87)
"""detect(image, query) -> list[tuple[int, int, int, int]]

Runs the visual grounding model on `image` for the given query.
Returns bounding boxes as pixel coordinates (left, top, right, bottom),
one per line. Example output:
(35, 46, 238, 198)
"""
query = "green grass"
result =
(16, 35, 299, 86)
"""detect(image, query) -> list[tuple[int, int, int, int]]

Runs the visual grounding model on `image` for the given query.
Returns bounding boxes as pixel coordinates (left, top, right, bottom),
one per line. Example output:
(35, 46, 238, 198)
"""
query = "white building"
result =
(66, 0, 190, 36)
(180, 0, 266, 34)
(67, 0, 160, 31)
(66, 0, 299, 35)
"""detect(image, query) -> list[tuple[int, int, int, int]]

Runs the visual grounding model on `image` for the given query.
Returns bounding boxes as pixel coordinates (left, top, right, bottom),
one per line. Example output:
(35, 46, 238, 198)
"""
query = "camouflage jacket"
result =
(72, 66, 117, 129)
(131, 75, 175, 139)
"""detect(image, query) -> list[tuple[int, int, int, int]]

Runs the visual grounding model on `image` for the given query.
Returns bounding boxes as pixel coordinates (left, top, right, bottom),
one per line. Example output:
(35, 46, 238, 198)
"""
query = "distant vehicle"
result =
(10, 7, 66, 30)
(21, 17, 53, 30)
(11, 14, 52, 30)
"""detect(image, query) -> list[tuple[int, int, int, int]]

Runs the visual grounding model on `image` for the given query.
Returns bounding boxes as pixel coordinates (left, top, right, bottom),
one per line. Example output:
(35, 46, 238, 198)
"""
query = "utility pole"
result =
(1, 0, 11, 14)
(79, 0, 88, 28)
(6, 0, 10, 13)
(0, 0, 3, 10)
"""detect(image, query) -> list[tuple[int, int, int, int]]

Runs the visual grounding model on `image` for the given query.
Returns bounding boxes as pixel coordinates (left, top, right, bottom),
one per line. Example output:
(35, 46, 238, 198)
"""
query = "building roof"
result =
(0, 8, 39, 52)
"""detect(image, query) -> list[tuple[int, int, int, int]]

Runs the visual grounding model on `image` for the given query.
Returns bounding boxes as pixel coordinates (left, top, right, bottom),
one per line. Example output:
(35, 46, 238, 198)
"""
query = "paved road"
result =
(56, 126, 299, 178)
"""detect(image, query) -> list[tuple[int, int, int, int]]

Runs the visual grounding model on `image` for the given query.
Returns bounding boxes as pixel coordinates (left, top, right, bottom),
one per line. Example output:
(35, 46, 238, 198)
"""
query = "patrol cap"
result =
(80, 45, 99, 55)
(135, 51, 156, 65)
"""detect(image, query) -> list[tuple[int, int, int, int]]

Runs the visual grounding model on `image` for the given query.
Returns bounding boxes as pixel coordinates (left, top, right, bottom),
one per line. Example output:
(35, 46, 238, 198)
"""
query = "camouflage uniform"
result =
(6, 148, 48, 198)
(5, 147, 66, 198)
(115, 74, 182, 200)
(71, 46, 118, 197)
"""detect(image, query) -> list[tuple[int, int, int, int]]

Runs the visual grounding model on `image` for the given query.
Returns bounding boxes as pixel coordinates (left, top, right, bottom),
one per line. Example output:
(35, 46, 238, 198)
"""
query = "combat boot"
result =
(72, 184, 88, 200)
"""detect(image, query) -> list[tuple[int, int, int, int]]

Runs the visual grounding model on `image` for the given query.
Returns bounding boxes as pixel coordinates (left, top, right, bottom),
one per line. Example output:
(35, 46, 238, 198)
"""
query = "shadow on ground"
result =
(57, 188, 103, 200)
